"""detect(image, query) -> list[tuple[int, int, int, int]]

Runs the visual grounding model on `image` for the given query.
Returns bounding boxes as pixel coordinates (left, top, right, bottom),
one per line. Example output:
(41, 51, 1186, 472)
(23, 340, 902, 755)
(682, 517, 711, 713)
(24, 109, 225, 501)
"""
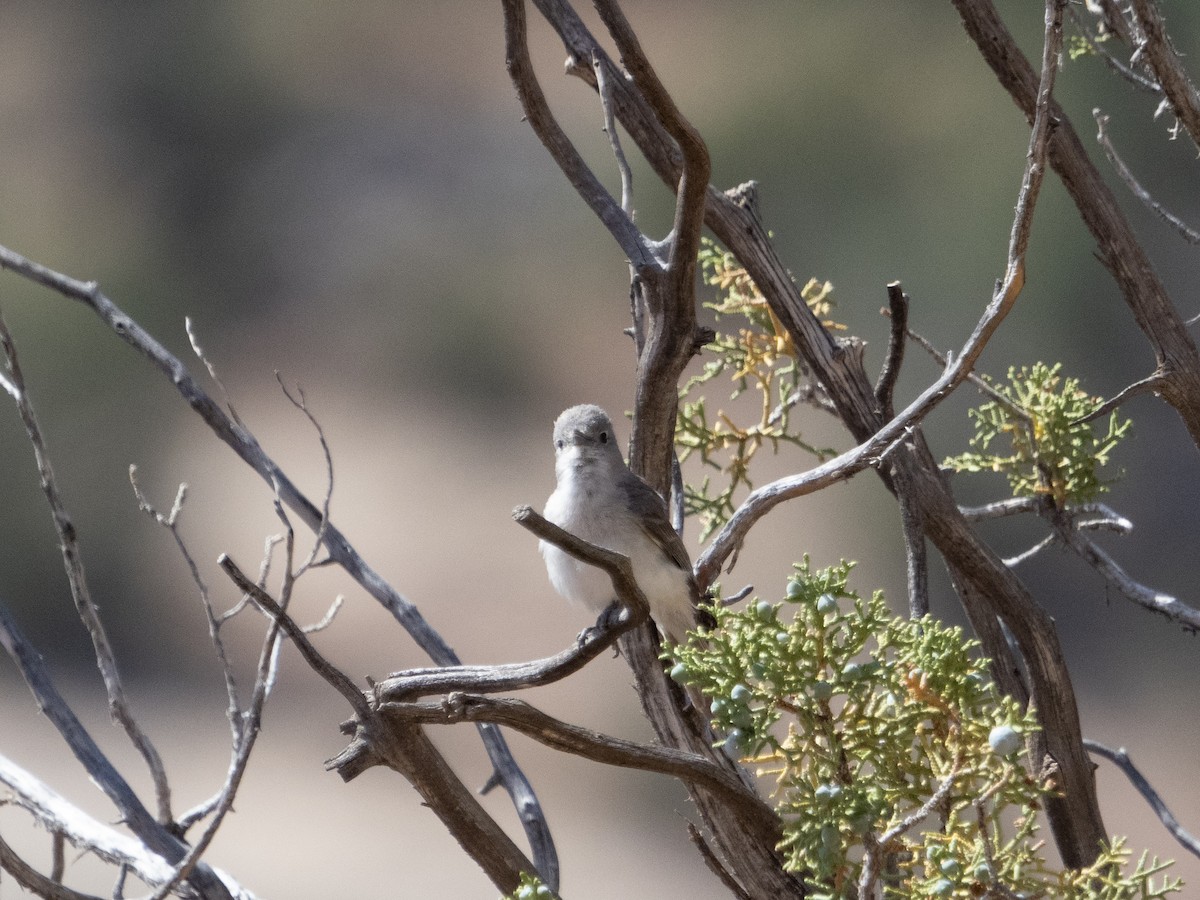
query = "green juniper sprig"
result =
(666, 561, 1179, 899)
(943, 362, 1131, 508)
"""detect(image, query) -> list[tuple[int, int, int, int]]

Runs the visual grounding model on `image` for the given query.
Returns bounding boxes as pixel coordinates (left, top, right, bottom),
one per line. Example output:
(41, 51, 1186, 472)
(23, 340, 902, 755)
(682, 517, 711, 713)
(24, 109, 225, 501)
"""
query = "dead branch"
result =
(1084, 739, 1200, 860)
(0, 605, 238, 900)
(0, 307, 172, 825)
(0, 240, 557, 889)
(1129, 0, 1200, 152)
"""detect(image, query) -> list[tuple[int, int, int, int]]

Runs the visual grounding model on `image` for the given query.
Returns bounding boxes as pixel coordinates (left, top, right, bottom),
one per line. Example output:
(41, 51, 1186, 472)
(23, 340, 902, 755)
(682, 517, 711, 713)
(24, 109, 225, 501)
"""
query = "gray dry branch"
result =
(0, 241, 558, 894)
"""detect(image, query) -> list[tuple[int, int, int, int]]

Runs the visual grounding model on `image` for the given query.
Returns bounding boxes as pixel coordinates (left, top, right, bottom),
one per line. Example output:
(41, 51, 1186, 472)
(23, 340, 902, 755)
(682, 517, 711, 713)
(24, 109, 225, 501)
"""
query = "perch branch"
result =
(371, 506, 648, 704)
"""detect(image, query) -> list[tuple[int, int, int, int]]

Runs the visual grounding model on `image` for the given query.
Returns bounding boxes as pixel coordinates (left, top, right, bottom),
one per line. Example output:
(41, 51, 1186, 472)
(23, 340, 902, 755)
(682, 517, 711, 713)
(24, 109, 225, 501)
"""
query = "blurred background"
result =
(1, 2, 1197, 897)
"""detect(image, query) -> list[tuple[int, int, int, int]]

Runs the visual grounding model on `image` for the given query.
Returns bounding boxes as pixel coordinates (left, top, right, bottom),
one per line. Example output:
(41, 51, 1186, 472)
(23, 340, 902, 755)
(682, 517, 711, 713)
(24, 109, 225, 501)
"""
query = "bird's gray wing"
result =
(619, 471, 700, 589)
(620, 470, 715, 631)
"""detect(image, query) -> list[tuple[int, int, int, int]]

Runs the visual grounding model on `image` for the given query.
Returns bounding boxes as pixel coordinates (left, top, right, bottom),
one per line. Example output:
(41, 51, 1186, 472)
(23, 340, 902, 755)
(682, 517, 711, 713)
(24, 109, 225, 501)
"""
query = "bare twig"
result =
(0, 753, 255, 899)
(0, 307, 174, 826)
(687, 824, 753, 900)
(1068, 6, 1159, 94)
(959, 497, 1042, 521)
(1130, 0, 1200, 152)
(1093, 109, 1200, 244)
(890, 314, 1033, 426)
(380, 694, 767, 822)
(0, 605, 236, 900)
(898, 478, 929, 618)
(130, 467, 244, 743)
(0, 241, 556, 887)
(1084, 739, 1200, 860)
(1055, 523, 1200, 632)
(149, 490, 317, 900)
(0, 832, 107, 900)
(1002, 533, 1057, 568)
(219, 554, 372, 721)
(1073, 369, 1168, 426)
(593, 49, 634, 218)
(501, 0, 653, 270)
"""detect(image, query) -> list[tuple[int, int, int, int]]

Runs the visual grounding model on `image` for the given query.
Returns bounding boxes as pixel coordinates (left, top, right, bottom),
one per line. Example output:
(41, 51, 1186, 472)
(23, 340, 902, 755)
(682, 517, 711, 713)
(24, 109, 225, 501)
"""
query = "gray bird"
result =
(540, 404, 704, 644)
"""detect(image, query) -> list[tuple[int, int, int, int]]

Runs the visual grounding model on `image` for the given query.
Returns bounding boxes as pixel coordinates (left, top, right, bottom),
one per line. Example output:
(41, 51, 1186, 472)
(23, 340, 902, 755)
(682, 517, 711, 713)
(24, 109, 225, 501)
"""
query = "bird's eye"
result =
(555, 439, 564, 450)
(599, 431, 608, 444)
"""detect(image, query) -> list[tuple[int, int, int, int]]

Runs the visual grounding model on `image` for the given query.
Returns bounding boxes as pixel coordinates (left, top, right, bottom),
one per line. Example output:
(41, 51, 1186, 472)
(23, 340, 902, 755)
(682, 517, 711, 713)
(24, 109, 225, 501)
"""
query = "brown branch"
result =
(367, 506, 648, 706)
(219, 554, 373, 721)
(223, 552, 544, 896)
(380, 694, 770, 826)
(1130, 0, 1200, 152)
(501, 0, 652, 271)
(0, 833, 107, 900)
(1052, 521, 1200, 632)
(1072, 370, 1167, 425)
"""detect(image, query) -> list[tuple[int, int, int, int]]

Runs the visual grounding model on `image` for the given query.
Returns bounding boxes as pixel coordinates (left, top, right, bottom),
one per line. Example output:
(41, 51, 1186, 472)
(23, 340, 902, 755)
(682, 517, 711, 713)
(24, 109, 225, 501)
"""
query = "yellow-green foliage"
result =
(667, 562, 1179, 899)
(678, 238, 838, 539)
(943, 362, 1131, 508)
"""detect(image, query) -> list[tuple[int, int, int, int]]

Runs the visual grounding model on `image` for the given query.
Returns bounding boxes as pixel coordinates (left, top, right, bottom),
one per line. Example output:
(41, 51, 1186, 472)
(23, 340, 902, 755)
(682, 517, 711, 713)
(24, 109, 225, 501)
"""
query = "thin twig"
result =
(1084, 739, 1200, 860)
(687, 824, 752, 900)
(1068, 6, 1160, 94)
(501, 0, 653, 271)
(130, 466, 244, 742)
(593, 49, 634, 218)
(1072, 369, 1167, 425)
(0, 605, 235, 900)
(219, 554, 373, 721)
(1130, 0, 1200, 152)
(0, 240, 556, 887)
(0, 307, 173, 826)
(0, 832, 106, 900)
(1002, 533, 1057, 568)
(959, 497, 1042, 521)
(1094, 109, 1200, 244)
(147, 517, 297, 900)
(592, 0, 711, 282)
(1055, 524, 1200, 631)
